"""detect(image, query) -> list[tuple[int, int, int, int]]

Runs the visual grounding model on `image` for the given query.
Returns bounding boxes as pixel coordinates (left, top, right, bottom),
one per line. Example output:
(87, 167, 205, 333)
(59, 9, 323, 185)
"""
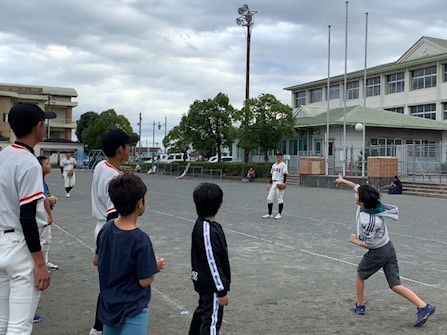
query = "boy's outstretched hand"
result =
(156, 256, 166, 270)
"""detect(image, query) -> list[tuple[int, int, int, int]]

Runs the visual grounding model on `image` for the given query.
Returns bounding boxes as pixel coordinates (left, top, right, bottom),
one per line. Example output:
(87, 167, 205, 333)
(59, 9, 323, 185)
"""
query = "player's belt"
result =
(272, 180, 282, 182)
(2, 229, 14, 233)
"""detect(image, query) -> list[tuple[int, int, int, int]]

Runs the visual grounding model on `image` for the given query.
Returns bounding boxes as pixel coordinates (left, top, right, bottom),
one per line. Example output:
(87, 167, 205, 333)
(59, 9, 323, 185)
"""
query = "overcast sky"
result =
(1, 0, 446, 146)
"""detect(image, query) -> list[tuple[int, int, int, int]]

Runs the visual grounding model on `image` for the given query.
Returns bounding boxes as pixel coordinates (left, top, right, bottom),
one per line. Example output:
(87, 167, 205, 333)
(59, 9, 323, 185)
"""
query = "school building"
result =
(0, 83, 84, 164)
(277, 36, 447, 175)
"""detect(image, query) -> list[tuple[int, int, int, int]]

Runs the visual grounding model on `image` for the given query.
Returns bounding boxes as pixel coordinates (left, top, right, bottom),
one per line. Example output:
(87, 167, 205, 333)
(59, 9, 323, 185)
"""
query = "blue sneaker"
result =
(33, 314, 42, 323)
(414, 304, 435, 327)
(352, 302, 366, 315)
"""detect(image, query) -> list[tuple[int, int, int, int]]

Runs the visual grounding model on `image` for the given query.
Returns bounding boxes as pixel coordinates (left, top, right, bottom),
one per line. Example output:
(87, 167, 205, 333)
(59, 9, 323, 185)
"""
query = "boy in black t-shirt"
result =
(189, 183, 231, 335)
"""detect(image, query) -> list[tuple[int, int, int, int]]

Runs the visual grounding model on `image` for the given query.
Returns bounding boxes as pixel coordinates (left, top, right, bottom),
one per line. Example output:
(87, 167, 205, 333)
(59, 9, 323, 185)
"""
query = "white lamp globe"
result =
(355, 123, 364, 132)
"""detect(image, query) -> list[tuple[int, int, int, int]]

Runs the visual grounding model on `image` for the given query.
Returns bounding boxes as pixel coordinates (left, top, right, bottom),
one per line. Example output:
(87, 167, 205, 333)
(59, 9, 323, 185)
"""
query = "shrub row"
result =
(125, 161, 272, 178)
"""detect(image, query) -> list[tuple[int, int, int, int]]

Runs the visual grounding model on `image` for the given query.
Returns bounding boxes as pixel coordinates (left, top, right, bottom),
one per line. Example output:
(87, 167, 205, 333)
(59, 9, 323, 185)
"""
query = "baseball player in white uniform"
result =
(90, 128, 139, 335)
(60, 151, 77, 197)
(262, 152, 288, 219)
(0, 103, 54, 334)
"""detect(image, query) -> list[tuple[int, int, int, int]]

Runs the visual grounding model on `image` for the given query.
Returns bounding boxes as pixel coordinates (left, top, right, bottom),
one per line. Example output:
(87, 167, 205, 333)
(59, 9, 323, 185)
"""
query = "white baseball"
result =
(355, 123, 364, 132)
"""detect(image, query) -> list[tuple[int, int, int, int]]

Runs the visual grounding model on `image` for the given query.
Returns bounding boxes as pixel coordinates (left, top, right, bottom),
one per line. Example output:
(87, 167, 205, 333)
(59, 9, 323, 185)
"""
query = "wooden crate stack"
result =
(299, 157, 325, 175)
(367, 157, 397, 177)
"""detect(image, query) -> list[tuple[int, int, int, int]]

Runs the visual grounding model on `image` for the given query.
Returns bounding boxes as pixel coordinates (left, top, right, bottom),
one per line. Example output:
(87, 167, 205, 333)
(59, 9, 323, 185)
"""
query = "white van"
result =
(160, 153, 186, 163)
(208, 156, 233, 163)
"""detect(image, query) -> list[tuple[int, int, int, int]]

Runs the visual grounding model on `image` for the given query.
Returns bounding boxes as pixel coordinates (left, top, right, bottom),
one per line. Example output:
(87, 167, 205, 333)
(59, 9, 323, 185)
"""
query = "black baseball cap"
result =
(275, 152, 283, 156)
(102, 128, 140, 157)
(8, 103, 57, 137)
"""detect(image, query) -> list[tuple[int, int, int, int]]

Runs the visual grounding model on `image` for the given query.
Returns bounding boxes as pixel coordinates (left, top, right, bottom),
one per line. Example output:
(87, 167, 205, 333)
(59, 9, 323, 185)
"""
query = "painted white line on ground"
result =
(53, 223, 95, 253)
(149, 208, 447, 292)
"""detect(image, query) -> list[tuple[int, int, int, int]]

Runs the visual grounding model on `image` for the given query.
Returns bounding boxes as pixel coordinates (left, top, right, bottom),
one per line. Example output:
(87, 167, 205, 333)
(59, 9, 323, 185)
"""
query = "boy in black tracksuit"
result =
(189, 183, 231, 335)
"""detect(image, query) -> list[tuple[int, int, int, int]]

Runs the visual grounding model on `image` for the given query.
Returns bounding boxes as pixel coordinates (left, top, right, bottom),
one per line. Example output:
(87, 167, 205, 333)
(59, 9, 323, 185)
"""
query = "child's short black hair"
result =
(108, 172, 147, 216)
(358, 184, 380, 209)
(37, 156, 48, 165)
(193, 183, 223, 218)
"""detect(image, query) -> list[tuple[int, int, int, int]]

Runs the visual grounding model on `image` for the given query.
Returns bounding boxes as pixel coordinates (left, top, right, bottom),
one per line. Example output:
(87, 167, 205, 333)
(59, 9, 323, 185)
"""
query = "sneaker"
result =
(33, 314, 42, 323)
(352, 302, 366, 315)
(274, 213, 282, 219)
(66, 193, 70, 198)
(89, 328, 103, 335)
(415, 304, 435, 327)
(262, 214, 273, 218)
(46, 261, 59, 270)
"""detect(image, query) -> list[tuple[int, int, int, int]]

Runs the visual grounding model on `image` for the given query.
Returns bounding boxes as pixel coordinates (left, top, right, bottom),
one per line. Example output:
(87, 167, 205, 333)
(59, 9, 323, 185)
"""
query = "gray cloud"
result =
(0, 0, 446, 145)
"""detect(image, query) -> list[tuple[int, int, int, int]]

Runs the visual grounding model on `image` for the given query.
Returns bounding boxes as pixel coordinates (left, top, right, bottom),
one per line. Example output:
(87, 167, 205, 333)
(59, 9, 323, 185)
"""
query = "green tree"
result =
(183, 93, 235, 161)
(249, 94, 295, 162)
(75, 111, 98, 143)
(162, 122, 191, 157)
(81, 109, 137, 150)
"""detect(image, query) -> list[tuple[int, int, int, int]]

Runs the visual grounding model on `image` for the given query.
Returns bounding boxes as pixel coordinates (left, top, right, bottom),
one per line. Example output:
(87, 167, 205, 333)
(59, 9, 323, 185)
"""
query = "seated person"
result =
(135, 163, 141, 173)
(246, 167, 255, 182)
(388, 176, 403, 194)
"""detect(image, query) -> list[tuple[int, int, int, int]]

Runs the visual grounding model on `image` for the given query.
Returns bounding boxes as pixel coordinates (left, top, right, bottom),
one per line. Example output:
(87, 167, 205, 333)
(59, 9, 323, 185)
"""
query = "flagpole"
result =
(362, 12, 369, 177)
(326, 25, 331, 176)
(342, 1, 348, 176)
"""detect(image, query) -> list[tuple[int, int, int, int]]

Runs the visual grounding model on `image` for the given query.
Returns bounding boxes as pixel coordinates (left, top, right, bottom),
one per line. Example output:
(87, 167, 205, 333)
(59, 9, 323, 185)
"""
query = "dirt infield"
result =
(32, 170, 447, 334)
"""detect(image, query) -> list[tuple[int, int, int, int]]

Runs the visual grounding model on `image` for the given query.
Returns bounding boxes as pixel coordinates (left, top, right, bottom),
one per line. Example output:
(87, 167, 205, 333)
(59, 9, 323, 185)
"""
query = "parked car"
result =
(160, 153, 187, 163)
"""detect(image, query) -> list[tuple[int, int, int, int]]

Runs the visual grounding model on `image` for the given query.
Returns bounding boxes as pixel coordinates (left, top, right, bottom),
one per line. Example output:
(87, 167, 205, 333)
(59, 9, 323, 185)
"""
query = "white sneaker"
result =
(262, 214, 273, 218)
(46, 262, 59, 270)
(66, 193, 70, 198)
(89, 328, 102, 335)
(274, 213, 282, 219)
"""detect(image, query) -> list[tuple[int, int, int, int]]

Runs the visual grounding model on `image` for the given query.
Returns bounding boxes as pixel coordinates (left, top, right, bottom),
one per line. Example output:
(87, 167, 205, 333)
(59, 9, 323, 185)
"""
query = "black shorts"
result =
(357, 241, 401, 288)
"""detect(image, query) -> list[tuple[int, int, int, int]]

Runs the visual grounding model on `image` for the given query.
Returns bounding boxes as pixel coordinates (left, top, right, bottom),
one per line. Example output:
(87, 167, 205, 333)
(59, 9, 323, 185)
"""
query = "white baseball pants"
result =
(267, 182, 285, 204)
(0, 231, 40, 335)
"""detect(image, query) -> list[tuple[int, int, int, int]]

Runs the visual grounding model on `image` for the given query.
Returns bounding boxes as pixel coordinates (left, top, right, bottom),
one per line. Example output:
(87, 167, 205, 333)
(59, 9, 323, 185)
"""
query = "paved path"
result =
(33, 170, 447, 334)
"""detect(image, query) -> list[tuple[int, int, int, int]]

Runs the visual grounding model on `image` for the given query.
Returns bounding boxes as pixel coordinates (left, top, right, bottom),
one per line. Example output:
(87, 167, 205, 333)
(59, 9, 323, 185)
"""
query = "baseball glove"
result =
(276, 183, 286, 190)
(48, 195, 58, 205)
(67, 170, 74, 177)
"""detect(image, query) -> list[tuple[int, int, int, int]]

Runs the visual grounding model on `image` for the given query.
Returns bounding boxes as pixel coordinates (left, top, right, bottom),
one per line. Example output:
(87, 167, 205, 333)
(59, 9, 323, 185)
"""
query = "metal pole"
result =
(326, 25, 331, 176)
(342, 1, 349, 176)
(362, 12, 368, 177)
(138, 113, 142, 165)
(164, 116, 167, 154)
(152, 121, 155, 164)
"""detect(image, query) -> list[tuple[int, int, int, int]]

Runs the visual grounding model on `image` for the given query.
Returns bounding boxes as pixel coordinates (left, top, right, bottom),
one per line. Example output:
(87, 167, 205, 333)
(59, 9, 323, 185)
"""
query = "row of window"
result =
(296, 65, 446, 106)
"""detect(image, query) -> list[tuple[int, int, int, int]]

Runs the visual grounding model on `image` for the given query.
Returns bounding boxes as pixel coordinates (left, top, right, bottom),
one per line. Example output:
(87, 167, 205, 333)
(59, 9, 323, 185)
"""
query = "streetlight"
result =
(152, 121, 162, 163)
(137, 113, 142, 164)
(236, 4, 257, 162)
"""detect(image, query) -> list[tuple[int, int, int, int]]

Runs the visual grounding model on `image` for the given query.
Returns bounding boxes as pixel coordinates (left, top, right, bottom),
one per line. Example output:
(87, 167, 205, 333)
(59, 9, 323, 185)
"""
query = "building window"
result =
(310, 88, 322, 103)
(386, 72, 405, 94)
(295, 91, 306, 107)
(444, 64, 447, 82)
(385, 107, 404, 114)
(329, 85, 339, 99)
(346, 81, 359, 100)
(443, 103, 447, 120)
(410, 103, 436, 120)
(2, 113, 7, 122)
(411, 65, 436, 90)
(366, 77, 380, 97)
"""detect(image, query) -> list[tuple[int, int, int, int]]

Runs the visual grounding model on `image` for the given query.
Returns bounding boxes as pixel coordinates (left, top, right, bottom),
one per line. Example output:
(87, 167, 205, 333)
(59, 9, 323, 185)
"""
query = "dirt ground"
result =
(32, 170, 447, 335)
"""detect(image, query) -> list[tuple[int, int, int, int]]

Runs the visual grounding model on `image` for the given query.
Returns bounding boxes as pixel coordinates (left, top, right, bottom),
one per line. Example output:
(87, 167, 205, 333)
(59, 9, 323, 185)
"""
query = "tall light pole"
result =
(237, 4, 256, 162)
(137, 113, 142, 165)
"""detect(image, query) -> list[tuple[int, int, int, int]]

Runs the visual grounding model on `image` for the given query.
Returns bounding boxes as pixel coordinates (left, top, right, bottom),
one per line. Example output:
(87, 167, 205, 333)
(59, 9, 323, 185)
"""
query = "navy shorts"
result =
(357, 240, 401, 288)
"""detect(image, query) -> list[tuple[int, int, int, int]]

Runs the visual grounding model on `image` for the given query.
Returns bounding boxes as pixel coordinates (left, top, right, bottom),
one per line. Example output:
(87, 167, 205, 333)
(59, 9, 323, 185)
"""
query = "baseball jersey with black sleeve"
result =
(91, 160, 122, 239)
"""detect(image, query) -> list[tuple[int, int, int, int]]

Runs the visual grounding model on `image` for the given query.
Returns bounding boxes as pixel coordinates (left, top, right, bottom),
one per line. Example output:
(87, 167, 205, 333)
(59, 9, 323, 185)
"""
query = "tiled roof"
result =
(294, 105, 447, 130)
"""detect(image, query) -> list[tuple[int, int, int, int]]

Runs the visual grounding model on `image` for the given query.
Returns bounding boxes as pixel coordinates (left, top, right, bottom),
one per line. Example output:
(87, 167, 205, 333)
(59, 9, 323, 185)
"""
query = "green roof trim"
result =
(294, 105, 447, 131)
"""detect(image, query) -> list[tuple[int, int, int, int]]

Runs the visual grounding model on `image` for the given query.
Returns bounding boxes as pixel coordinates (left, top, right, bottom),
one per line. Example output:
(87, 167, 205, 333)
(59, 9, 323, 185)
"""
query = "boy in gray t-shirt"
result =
(335, 175, 435, 327)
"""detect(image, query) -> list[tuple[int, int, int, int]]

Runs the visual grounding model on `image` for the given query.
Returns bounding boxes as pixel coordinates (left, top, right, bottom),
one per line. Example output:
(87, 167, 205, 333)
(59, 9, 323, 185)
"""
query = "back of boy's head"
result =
(358, 184, 380, 209)
(108, 172, 147, 216)
(193, 182, 223, 218)
(37, 156, 48, 165)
